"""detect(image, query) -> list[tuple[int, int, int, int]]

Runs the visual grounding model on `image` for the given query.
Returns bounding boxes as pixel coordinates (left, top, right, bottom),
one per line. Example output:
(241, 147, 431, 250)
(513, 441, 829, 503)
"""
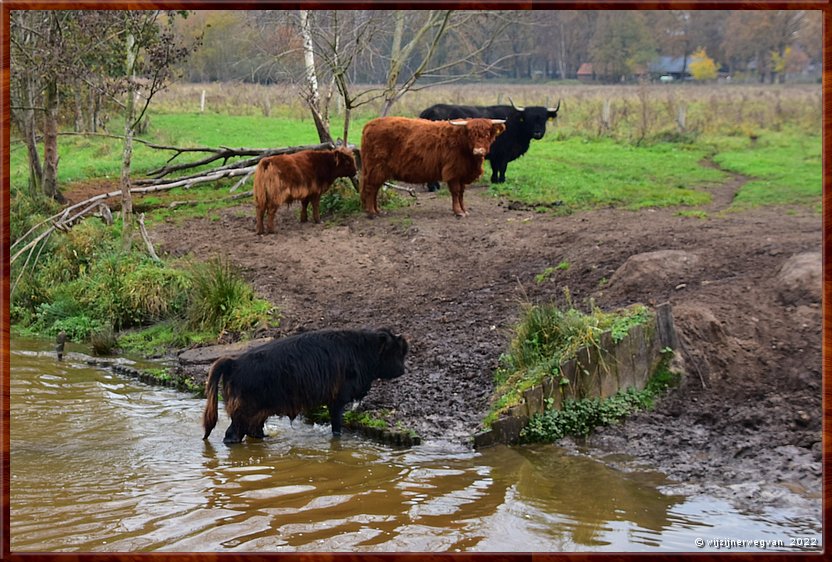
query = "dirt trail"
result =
(146, 178, 821, 516)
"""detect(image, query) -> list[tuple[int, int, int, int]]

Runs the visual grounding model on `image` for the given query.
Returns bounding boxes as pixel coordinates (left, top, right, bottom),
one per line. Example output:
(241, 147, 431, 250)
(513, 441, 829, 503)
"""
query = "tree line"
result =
(176, 10, 820, 85)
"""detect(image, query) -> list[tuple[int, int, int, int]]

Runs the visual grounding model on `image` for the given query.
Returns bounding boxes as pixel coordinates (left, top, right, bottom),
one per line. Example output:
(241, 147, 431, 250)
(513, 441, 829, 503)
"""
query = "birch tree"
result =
(299, 10, 334, 144)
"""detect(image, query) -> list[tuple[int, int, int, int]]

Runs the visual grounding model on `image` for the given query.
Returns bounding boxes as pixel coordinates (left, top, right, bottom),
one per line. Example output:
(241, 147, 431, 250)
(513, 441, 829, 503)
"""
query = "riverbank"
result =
(143, 176, 822, 522)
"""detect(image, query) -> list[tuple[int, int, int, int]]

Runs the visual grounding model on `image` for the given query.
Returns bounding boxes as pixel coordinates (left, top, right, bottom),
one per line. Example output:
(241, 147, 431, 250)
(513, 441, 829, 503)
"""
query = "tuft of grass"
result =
(535, 267, 556, 284)
(484, 295, 652, 427)
(677, 210, 709, 219)
(12, 216, 277, 351)
(535, 261, 571, 284)
(90, 324, 118, 356)
(186, 256, 277, 334)
(344, 409, 389, 430)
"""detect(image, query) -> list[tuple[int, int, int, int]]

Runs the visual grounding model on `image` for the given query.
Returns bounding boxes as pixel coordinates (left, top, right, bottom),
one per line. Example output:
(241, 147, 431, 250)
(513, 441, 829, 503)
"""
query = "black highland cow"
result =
(419, 98, 560, 188)
(202, 328, 409, 444)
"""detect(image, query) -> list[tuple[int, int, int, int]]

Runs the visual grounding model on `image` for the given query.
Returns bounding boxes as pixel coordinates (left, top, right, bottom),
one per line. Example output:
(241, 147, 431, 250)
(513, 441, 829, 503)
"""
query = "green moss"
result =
(344, 409, 389, 430)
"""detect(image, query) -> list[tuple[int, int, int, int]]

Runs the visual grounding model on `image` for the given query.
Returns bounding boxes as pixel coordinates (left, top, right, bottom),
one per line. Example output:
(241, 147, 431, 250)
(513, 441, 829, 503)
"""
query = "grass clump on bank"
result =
(521, 364, 679, 443)
(484, 294, 652, 427)
(11, 219, 277, 354)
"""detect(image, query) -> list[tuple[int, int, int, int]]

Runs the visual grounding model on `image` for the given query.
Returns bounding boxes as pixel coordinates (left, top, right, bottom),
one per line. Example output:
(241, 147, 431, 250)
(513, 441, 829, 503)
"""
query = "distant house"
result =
(648, 56, 692, 81)
(576, 62, 595, 83)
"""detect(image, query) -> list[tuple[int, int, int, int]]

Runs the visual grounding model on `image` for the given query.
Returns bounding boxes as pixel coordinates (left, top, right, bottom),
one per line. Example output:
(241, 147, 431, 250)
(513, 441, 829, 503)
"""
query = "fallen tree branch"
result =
(11, 142, 362, 267)
(384, 181, 418, 197)
(230, 169, 255, 193)
(144, 141, 338, 179)
(137, 213, 160, 262)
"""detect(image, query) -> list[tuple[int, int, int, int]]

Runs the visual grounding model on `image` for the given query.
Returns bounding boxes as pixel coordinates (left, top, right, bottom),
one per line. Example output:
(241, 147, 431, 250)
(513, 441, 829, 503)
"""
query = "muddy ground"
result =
(104, 167, 822, 518)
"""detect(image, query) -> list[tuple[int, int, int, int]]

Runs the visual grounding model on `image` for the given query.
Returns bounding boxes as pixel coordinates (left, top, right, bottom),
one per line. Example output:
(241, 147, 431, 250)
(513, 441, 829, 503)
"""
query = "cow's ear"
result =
(493, 123, 506, 136)
(379, 327, 405, 352)
(378, 328, 395, 351)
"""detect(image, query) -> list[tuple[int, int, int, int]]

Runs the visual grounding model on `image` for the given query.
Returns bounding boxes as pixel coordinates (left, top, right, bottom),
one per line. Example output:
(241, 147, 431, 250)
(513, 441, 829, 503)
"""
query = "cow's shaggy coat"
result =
(254, 147, 357, 234)
(360, 117, 505, 217)
(202, 328, 409, 444)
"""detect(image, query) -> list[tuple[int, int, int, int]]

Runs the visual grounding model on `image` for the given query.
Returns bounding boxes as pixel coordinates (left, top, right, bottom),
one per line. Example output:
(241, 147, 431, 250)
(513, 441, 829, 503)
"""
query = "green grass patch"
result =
(521, 363, 679, 442)
(484, 296, 652, 427)
(9, 113, 371, 195)
(677, 210, 709, 219)
(710, 129, 821, 209)
(186, 256, 277, 334)
(489, 137, 723, 213)
(535, 262, 570, 284)
(344, 409, 389, 430)
(117, 321, 215, 356)
(303, 407, 390, 430)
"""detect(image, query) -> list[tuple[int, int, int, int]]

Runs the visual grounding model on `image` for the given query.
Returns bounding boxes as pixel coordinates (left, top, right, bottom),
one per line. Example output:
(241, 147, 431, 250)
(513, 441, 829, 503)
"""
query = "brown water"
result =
(10, 336, 821, 552)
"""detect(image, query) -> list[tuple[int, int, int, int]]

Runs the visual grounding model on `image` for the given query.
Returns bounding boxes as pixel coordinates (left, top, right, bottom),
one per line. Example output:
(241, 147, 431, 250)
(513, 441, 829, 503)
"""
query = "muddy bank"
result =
(147, 179, 821, 518)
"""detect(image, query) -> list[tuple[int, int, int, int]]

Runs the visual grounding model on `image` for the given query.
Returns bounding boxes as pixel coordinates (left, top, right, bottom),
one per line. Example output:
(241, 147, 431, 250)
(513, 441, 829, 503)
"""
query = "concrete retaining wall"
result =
(473, 304, 676, 449)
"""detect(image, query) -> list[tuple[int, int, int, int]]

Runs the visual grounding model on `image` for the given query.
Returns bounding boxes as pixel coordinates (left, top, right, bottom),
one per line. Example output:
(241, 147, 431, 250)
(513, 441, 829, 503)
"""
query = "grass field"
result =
(10, 81, 822, 222)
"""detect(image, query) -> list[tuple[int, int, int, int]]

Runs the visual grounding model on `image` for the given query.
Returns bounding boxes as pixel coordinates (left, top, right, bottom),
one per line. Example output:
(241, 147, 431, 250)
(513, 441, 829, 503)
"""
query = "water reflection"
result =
(9, 336, 821, 552)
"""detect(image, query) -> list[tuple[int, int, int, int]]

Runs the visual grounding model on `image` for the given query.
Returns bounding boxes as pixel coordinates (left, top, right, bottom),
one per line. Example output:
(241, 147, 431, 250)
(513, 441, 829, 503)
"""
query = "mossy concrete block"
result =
(631, 323, 652, 389)
(559, 357, 578, 400)
(476, 307, 672, 447)
(615, 330, 638, 389)
(490, 415, 527, 445)
(509, 404, 526, 419)
(473, 430, 497, 449)
(574, 345, 598, 399)
(524, 386, 544, 416)
(542, 377, 561, 409)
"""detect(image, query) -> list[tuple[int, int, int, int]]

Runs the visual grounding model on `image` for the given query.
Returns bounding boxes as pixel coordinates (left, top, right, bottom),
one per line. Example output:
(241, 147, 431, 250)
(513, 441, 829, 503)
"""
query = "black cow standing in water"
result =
(419, 98, 560, 189)
(202, 328, 409, 444)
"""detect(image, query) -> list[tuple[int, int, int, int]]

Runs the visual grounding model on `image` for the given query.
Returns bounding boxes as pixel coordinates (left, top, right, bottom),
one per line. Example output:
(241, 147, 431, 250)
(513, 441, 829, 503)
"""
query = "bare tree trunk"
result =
(74, 79, 84, 132)
(24, 126, 42, 199)
(299, 10, 333, 144)
(10, 12, 44, 199)
(18, 75, 43, 199)
(42, 78, 63, 202)
(121, 30, 137, 252)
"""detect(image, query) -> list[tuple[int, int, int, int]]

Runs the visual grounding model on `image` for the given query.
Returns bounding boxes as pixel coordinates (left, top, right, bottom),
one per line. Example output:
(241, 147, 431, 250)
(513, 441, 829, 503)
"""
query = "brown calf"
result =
(359, 117, 505, 217)
(254, 147, 357, 234)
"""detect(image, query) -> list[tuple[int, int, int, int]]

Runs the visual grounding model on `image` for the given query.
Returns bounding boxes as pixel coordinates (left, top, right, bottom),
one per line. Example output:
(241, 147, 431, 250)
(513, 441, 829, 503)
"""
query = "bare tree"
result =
(9, 11, 73, 202)
(9, 11, 45, 200)
(111, 11, 195, 251)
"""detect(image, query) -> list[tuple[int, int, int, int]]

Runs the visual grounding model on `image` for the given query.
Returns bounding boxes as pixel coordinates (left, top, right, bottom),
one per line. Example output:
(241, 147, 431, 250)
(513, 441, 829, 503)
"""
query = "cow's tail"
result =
(253, 159, 268, 208)
(203, 356, 233, 440)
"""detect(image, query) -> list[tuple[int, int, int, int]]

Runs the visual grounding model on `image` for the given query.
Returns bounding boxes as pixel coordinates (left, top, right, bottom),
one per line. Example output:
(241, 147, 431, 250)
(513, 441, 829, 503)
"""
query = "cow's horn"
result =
(449, 120, 468, 126)
(549, 99, 561, 113)
(508, 96, 524, 111)
(491, 119, 506, 124)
